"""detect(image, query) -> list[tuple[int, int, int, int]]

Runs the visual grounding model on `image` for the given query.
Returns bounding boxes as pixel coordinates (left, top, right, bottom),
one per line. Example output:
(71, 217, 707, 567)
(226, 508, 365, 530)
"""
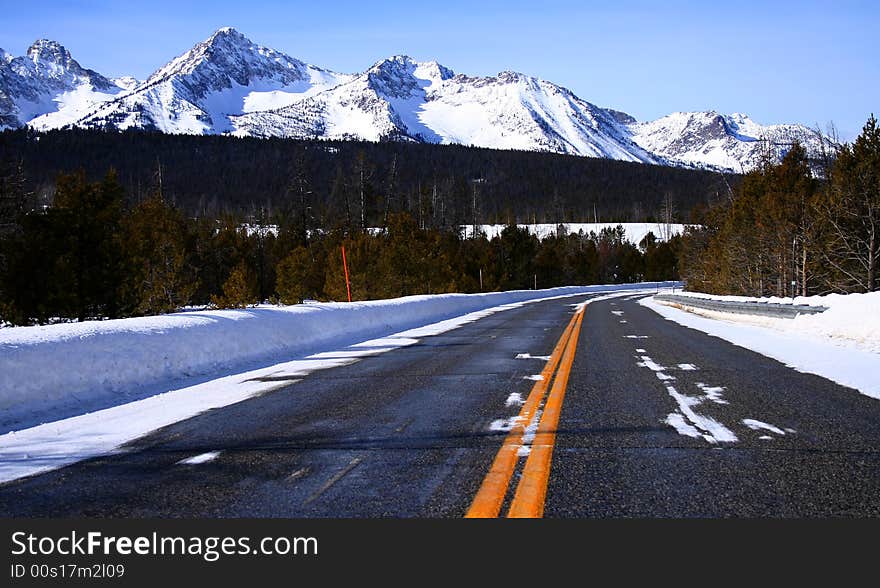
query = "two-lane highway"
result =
(2, 293, 879, 517)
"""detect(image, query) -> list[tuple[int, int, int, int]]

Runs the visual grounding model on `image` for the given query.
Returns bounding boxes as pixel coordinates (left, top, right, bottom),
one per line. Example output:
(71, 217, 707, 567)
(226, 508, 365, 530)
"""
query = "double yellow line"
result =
(466, 305, 586, 518)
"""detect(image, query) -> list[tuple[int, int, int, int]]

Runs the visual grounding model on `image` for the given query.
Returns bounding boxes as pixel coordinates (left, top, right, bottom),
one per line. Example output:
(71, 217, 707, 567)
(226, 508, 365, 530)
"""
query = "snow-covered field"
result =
(644, 290, 880, 399)
(0, 285, 656, 483)
(470, 223, 686, 243)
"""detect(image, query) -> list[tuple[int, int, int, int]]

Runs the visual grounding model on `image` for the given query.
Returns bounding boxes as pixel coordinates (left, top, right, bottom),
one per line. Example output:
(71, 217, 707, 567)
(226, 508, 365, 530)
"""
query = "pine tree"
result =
(52, 170, 124, 320)
(120, 194, 197, 315)
(212, 261, 259, 309)
(276, 245, 325, 303)
(819, 115, 880, 292)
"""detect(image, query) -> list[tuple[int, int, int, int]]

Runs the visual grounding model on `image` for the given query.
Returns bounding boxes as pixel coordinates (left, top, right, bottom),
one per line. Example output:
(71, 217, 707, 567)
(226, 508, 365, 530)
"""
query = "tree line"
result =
(0, 165, 681, 325)
(680, 115, 879, 296)
(0, 128, 732, 228)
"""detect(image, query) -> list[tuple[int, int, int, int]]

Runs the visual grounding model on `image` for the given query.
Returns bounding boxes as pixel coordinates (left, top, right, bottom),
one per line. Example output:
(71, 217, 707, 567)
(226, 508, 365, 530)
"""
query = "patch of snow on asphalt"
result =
(696, 383, 728, 404)
(665, 413, 704, 439)
(664, 383, 738, 444)
(743, 419, 787, 436)
(490, 416, 521, 432)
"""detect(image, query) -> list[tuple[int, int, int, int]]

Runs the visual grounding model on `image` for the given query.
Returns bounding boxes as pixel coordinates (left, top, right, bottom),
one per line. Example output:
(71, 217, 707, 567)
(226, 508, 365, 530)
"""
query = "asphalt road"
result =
(2, 293, 879, 517)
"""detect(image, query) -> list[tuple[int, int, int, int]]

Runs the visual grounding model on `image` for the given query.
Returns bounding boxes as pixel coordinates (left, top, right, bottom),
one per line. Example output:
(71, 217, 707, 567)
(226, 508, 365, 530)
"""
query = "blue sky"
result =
(2, 0, 876, 140)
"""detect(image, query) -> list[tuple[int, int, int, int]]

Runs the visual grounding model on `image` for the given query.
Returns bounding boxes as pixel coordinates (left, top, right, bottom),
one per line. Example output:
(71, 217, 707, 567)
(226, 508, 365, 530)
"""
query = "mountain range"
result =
(0, 27, 825, 172)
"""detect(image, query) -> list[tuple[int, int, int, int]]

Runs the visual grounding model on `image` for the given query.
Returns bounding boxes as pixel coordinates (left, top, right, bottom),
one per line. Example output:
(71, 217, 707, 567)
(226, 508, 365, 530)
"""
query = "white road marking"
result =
(638, 356, 667, 372)
(523, 374, 544, 381)
(612, 310, 624, 316)
(677, 363, 698, 371)
(625, 335, 650, 339)
(505, 392, 525, 407)
(177, 451, 222, 465)
(636, 348, 647, 353)
(515, 353, 551, 361)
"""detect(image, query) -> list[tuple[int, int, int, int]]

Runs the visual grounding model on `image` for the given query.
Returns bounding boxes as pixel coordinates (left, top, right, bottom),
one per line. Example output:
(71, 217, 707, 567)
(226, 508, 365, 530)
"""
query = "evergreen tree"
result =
(212, 261, 259, 309)
(820, 115, 880, 292)
(276, 245, 325, 303)
(120, 194, 197, 315)
(52, 170, 124, 320)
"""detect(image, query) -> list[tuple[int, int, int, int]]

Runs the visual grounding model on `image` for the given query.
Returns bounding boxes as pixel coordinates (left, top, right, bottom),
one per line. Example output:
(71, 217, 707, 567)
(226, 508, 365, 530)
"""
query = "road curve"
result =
(1, 293, 878, 517)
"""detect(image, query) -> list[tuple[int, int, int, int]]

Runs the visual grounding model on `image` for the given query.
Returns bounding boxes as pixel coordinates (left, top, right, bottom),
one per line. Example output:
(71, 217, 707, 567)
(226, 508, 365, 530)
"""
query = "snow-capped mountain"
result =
(0, 39, 133, 130)
(630, 111, 823, 172)
(0, 28, 827, 172)
(232, 55, 658, 164)
(75, 27, 351, 134)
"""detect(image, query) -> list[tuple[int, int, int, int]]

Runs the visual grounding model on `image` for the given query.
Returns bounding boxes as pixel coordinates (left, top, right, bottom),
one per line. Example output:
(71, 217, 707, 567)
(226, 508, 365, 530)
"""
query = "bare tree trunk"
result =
(359, 166, 365, 233)
(870, 231, 876, 291)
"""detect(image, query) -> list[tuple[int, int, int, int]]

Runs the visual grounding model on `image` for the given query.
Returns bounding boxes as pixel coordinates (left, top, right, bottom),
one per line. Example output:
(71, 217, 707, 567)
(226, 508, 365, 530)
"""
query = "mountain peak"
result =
(369, 55, 453, 81)
(206, 27, 250, 46)
(369, 55, 415, 71)
(27, 39, 73, 66)
(496, 70, 530, 83)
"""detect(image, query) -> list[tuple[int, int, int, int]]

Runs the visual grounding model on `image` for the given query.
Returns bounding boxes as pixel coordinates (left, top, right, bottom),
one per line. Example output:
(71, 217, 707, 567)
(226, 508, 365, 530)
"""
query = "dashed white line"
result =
(177, 451, 222, 465)
(515, 353, 551, 361)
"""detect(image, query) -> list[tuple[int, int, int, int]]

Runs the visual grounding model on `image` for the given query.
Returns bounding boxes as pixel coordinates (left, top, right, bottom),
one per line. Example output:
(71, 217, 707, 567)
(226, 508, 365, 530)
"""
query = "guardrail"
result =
(653, 294, 828, 319)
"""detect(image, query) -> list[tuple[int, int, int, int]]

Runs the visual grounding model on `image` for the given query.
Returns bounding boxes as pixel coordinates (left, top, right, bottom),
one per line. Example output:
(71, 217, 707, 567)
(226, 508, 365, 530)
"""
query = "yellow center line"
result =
(508, 308, 585, 518)
(465, 305, 584, 519)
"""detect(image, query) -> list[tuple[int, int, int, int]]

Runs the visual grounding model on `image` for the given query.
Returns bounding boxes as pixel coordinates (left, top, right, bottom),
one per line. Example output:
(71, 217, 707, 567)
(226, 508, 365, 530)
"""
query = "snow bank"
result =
(667, 290, 880, 354)
(0, 284, 659, 432)
(0, 289, 645, 483)
(644, 291, 880, 399)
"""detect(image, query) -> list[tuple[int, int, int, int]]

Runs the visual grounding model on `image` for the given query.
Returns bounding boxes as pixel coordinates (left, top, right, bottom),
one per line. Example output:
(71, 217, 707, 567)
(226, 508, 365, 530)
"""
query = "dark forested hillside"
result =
(0, 128, 734, 226)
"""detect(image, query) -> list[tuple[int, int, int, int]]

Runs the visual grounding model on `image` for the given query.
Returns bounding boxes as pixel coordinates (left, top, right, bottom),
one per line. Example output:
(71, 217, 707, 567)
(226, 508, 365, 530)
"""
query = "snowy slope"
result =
(234, 55, 658, 162)
(1, 28, 828, 172)
(629, 111, 824, 172)
(0, 39, 129, 130)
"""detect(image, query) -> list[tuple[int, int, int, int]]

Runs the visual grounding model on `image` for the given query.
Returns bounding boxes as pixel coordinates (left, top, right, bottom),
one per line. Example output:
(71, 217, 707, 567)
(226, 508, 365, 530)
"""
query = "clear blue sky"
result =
(2, 0, 876, 140)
